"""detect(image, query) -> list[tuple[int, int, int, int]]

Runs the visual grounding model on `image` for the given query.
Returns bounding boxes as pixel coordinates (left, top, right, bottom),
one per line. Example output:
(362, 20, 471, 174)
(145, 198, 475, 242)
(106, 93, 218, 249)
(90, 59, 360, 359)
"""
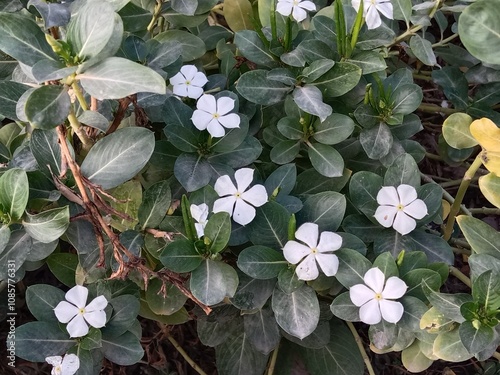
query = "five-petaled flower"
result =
(190, 203, 209, 238)
(213, 168, 268, 226)
(169, 65, 208, 99)
(349, 267, 407, 325)
(283, 222, 342, 281)
(54, 285, 108, 338)
(276, 0, 316, 22)
(374, 184, 427, 235)
(191, 94, 241, 138)
(351, 0, 393, 30)
(46, 354, 80, 375)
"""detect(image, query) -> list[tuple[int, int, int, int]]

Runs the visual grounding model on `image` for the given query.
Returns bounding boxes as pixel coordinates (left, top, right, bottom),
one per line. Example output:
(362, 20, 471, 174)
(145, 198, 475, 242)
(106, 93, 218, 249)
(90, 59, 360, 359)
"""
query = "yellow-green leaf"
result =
(224, 0, 254, 32)
(479, 173, 500, 208)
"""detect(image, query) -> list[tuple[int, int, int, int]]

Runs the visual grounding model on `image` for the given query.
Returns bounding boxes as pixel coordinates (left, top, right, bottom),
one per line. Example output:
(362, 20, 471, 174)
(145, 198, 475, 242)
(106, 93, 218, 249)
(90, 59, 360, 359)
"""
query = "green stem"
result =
(468, 207, 500, 215)
(449, 266, 471, 288)
(440, 177, 478, 188)
(443, 154, 483, 241)
(432, 33, 459, 48)
(71, 82, 88, 111)
(67, 108, 93, 152)
(346, 322, 376, 375)
(147, 0, 163, 35)
(418, 103, 459, 115)
(166, 334, 208, 375)
(271, 0, 277, 43)
(413, 73, 433, 81)
(284, 17, 293, 51)
(266, 341, 280, 375)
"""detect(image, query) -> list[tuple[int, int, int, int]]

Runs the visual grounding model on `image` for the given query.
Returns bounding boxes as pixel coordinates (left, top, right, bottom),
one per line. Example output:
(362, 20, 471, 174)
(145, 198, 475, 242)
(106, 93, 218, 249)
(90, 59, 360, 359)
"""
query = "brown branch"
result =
(106, 96, 132, 135)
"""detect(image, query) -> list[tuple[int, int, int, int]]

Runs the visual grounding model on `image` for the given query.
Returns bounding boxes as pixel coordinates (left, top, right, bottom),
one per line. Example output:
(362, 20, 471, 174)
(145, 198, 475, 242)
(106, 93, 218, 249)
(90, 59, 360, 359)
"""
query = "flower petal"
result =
(191, 203, 209, 223)
(283, 241, 311, 264)
(180, 65, 198, 80)
(232, 198, 256, 225)
(169, 72, 185, 86)
(315, 253, 339, 276)
(61, 354, 80, 375)
(187, 85, 204, 99)
(317, 231, 342, 252)
(375, 1, 393, 20)
(213, 196, 236, 215)
(404, 199, 428, 220)
(379, 299, 404, 323)
(85, 295, 108, 312)
(295, 253, 319, 280)
(173, 84, 189, 97)
(195, 222, 205, 238)
(351, 0, 361, 11)
(235, 168, 254, 192)
(241, 185, 268, 207)
(365, 4, 382, 29)
(359, 299, 382, 324)
(392, 211, 416, 235)
(376, 186, 399, 206)
(45, 356, 62, 366)
(218, 113, 241, 129)
(298, 0, 316, 11)
(382, 276, 408, 299)
(197, 94, 216, 112)
(191, 109, 212, 131)
(349, 284, 375, 307)
(397, 184, 418, 206)
(84, 310, 107, 328)
(295, 222, 319, 248)
(207, 118, 226, 137)
(276, 1, 293, 16)
(54, 301, 79, 323)
(292, 6, 307, 22)
(65, 285, 88, 309)
(374, 205, 398, 228)
(216, 97, 235, 116)
(214, 175, 237, 196)
(66, 314, 89, 338)
(363, 267, 385, 293)
(191, 72, 209, 87)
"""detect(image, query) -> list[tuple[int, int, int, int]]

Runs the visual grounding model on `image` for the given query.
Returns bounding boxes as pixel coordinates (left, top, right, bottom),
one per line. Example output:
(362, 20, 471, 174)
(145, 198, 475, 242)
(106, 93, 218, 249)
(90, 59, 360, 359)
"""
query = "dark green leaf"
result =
(160, 239, 203, 272)
(190, 259, 239, 305)
(237, 245, 287, 279)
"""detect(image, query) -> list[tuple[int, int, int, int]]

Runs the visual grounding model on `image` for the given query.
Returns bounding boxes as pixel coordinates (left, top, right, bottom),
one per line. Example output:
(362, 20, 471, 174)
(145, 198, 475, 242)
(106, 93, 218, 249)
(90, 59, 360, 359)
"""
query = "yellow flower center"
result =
(293, 0, 299, 5)
(213, 113, 220, 119)
(79, 307, 86, 314)
(311, 247, 318, 254)
(374, 293, 383, 300)
(370, 0, 376, 4)
(396, 204, 404, 211)
(235, 192, 241, 198)
(186, 80, 191, 85)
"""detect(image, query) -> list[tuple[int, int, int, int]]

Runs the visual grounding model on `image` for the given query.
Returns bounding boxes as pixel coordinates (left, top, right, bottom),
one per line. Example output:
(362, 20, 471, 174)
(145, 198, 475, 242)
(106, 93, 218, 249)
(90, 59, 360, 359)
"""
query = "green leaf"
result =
(347, 50, 387, 74)
(401, 340, 434, 373)
(23, 206, 69, 243)
(0, 229, 32, 279)
(236, 70, 291, 105)
(234, 31, 276, 68)
(392, 0, 411, 25)
(359, 122, 393, 159)
(0, 168, 29, 221)
(79, 328, 102, 351)
(335, 248, 372, 288)
(80, 127, 155, 190)
(369, 320, 398, 350)
(457, 215, 500, 259)
(15, 321, 75, 362)
(102, 331, 144, 366)
(139, 297, 189, 325)
(384, 153, 420, 187)
(138, 180, 171, 230)
(390, 84, 423, 115)
(24, 86, 70, 130)
(282, 319, 330, 349)
(458, 0, 500, 65)
(0, 224, 9, 252)
(407, 230, 455, 265)
(433, 327, 473, 362)
(409, 35, 437, 66)
(373, 230, 415, 257)
(399, 296, 429, 333)
(296, 191, 346, 232)
(248, 201, 289, 249)
(237, 245, 287, 279)
(311, 62, 362, 97)
(0, 12, 57, 66)
(77, 57, 166, 100)
(244, 308, 280, 355)
(264, 164, 297, 197)
(270, 140, 301, 164)
(118, 1, 152, 32)
(207, 135, 262, 168)
(403, 268, 442, 300)
(190, 259, 239, 305)
(272, 284, 319, 339)
(205, 212, 231, 253)
(0, 81, 30, 121)
(348, 171, 383, 217)
(101, 295, 140, 338)
(160, 239, 203, 272)
(424, 287, 472, 323)
(302, 59, 335, 83)
(479, 173, 500, 209)
(46, 253, 78, 287)
(25, 284, 65, 323)
(303, 319, 364, 375)
(67, 1, 121, 60)
(473, 270, 500, 310)
(197, 306, 241, 347)
(77, 110, 110, 133)
(215, 331, 269, 375)
(294, 168, 351, 195)
(154, 30, 206, 62)
(313, 113, 355, 145)
(293, 85, 332, 122)
(30, 129, 74, 177)
(307, 142, 344, 177)
(432, 67, 469, 110)
(231, 274, 275, 310)
(459, 320, 495, 354)
(108, 181, 141, 232)
(330, 292, 360, 321)
(174, 153, 213, 192)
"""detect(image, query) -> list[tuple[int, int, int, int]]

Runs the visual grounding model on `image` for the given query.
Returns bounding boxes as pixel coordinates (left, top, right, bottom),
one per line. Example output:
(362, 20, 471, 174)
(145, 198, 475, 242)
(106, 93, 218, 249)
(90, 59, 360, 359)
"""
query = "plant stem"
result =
(267, 342, 280, 375)
(71, 82, 88, 111)
(67, 108, 93, 152)
(346, 322, 376, 375)
(271, 0, 277, 43)
(166, 334, 208, 375)
(432, 33, 459, 48)
(443, 154, 483, 241)
(418, 103, 459, 115)
(147, 0, 163, 34)
(468, 207, 500, 215)
(413, 73, 433, 81)
(284, 17, 292, 52)
(449, 266, 471, 288)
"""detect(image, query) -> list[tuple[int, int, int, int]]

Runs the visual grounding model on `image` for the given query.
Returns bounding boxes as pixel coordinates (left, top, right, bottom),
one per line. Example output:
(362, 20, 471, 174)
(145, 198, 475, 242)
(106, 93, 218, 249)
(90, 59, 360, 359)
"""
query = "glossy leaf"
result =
(160, 239, 203, 272)
(237, 245, 287, 279)
(307, 142, 344, 177)
(293, 85, 332, 122)
(457, 215, 500, 258)
(0, 168, 29, 221)
(190, 259, 239, 305)
(23, 206, 70, 243)
(138, 180, 171, 230)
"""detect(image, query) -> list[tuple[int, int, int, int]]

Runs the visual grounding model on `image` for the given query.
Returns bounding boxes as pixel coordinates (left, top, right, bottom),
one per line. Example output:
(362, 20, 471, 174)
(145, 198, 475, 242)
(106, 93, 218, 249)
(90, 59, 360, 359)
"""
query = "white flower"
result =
(54, 285, 108, 338)
(349, 267, 407, 325)
(351, 0, 393, 29)
(374, 184, 427, 236)
(213, 168, 268, 226)
(169, 65, 208, 99)
(283, 222, 342, 281)
(45, 354, 80, 375)
(190, 203, 209, 238)
(191, 94, 241, 138)
(276, 0, 316, 22)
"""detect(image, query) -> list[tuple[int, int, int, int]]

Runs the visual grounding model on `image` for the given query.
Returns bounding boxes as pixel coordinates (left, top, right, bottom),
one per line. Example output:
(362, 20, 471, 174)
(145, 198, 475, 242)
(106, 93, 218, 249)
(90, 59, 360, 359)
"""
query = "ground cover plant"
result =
(0, 0, 500, 374)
